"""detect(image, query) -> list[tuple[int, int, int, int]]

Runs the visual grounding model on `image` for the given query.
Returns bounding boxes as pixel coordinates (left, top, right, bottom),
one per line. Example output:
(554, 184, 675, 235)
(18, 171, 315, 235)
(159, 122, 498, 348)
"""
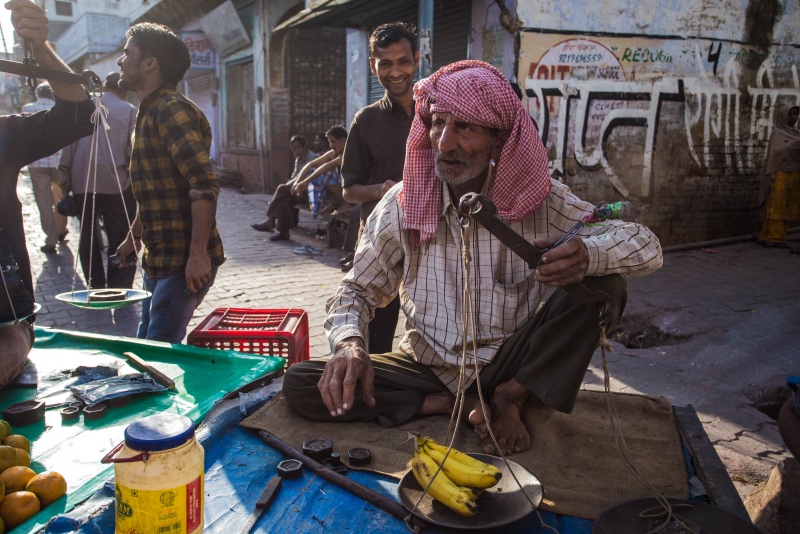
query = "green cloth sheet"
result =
(0, 327, 284, 533)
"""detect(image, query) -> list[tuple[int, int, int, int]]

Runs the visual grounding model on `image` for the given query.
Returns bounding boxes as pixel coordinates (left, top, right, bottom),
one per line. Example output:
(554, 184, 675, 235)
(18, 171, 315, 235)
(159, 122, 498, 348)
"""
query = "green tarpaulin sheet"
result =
(0, 327, 284, 533)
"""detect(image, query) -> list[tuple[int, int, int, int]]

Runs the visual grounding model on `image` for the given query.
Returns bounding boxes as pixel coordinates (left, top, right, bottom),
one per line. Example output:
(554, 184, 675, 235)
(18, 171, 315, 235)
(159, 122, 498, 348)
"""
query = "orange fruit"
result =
(0, 447, 16, 472)
(26, 471, 67, 507)
(0, 478, 5, 501)
(0, 421, 11, 439)
(0, 491, 40, 528)
(0, 466, 36, 494)
(2, 435, 30, 454)
(14, 448, 30, 468)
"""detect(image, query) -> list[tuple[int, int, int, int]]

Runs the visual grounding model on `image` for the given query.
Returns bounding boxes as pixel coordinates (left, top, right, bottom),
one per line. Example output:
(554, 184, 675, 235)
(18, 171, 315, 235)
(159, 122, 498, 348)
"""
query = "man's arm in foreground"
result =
(6, 0, 93, 169)
(321, 189, 406, 416)
(319, 336, 375, 417)
(343, 181, 397, 204)
(8, 0, 88, 102)
(534, 180, 663, 287)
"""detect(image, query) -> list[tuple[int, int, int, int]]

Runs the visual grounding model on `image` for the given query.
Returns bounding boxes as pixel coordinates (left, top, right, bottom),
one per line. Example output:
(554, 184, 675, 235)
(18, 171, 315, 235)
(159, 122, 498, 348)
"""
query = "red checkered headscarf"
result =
(399, 60, 551, 246)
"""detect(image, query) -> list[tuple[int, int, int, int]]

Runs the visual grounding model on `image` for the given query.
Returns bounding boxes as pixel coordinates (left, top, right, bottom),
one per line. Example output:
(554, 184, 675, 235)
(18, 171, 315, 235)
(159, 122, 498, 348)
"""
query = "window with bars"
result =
(287, 27, 346, 144)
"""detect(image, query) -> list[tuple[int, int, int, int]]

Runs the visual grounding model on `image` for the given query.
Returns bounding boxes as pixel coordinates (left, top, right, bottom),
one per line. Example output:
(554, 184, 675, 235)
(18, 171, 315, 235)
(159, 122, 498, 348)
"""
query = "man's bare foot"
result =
(467, 380, 531, 456)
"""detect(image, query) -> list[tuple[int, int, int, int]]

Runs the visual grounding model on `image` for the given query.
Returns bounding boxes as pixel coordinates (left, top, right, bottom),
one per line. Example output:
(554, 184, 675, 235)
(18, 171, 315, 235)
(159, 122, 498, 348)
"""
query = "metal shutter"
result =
(288, 27, 347, 144)
(187, 72, 218, 160)
(432, 0, 472, 71)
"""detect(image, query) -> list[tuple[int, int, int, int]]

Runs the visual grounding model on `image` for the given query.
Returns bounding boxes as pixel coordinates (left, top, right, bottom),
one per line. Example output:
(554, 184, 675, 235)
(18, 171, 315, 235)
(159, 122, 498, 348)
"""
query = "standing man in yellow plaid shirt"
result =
(115, 23, 225, 343)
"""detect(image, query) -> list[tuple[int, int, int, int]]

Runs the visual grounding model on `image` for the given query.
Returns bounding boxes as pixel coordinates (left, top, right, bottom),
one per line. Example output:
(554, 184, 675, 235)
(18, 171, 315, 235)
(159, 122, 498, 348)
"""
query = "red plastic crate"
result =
(187, 308, 309, 366)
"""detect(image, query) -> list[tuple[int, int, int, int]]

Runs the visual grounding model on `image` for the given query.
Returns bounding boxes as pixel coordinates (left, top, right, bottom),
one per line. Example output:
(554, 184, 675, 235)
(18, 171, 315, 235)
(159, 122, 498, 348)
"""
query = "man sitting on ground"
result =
(282, 61, 663, 456)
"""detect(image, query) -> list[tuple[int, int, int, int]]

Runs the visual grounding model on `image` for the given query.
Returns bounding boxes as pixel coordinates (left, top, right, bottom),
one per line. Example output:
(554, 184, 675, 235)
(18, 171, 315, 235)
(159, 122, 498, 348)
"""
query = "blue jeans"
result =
(138, 266, 218, 343)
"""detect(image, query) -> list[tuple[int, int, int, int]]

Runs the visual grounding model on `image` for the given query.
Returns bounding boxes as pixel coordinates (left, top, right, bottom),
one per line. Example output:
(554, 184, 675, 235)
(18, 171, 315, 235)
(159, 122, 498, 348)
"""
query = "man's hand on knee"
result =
(318, 336, 375, 417)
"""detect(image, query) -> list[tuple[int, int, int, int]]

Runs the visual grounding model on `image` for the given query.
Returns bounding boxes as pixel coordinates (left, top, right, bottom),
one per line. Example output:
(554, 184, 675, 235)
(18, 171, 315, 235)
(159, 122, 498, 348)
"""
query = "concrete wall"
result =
(345, 28, 369, 129)
(514, 0, 800, 245)
(469, 0, 516, 79)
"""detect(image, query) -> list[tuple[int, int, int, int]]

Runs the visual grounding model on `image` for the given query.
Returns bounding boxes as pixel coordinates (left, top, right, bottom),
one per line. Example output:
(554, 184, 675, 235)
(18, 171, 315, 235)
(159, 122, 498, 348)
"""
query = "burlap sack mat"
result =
(242, 389, 689, 520)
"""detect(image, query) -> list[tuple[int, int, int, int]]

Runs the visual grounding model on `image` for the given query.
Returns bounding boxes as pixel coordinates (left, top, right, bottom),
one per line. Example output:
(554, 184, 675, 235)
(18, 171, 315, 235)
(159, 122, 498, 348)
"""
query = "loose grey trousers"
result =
(28, 167, 66, 246)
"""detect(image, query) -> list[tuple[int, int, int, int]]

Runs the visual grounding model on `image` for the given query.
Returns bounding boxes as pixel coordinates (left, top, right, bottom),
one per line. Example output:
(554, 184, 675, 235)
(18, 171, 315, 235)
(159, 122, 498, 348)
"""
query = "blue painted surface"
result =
(43, 401, 592, 533)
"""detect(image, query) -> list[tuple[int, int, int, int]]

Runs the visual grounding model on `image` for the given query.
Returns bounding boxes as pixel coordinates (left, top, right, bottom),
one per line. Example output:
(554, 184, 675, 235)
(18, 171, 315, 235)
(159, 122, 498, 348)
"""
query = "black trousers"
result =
(283, 275, 627, 427)
(368, 295, 401, 354)
(74, 188, 137, 289)
(342, 204, 361, 252)
(266, 183, 301, 234)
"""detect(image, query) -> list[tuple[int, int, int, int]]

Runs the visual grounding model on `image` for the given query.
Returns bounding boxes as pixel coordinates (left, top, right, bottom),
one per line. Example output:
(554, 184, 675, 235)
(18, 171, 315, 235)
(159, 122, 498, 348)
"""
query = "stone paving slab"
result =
(17, 174, 800, 502)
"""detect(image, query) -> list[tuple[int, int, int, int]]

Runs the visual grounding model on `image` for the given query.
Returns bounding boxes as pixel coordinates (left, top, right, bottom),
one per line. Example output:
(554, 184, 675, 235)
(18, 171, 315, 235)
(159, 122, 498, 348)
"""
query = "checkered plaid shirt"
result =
(326, 179, 663, 393)
(21, 98, 61, 168)
(130, 84, 225, 278)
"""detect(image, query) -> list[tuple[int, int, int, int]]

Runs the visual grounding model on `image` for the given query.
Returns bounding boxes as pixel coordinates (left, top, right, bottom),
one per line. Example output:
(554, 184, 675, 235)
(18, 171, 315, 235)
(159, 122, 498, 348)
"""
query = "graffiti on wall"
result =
(519, 34, 800, 199)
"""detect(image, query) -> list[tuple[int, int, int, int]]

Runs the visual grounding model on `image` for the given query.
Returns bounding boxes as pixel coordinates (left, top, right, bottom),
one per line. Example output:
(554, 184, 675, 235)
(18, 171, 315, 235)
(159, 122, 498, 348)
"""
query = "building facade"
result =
(43, 0, 800, 245)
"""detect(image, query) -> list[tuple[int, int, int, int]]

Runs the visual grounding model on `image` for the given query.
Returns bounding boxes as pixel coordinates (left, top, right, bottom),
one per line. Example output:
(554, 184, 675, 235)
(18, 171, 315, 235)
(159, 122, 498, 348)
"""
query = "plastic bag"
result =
(69, 373, 167, 405)
(38, 365, 120, 406)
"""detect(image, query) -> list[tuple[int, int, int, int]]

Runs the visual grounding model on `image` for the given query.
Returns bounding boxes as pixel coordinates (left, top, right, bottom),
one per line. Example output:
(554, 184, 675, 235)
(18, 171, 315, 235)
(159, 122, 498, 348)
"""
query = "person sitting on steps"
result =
(252, 134, 317, 234)
(263, 125, 348, 242)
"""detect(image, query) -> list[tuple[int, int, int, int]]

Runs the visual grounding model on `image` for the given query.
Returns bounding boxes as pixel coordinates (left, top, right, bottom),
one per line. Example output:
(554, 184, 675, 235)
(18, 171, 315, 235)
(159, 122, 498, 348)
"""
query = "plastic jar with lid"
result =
(103, 413, 204, 534)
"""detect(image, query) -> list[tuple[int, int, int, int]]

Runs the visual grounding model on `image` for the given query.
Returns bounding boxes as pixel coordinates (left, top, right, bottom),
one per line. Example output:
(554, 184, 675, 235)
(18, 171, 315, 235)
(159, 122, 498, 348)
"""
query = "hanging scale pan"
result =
(398, 453, 543, 530)
(56, 289, 150, 310)
(593, 498, 761, 534)
(0, 303, 42, 330)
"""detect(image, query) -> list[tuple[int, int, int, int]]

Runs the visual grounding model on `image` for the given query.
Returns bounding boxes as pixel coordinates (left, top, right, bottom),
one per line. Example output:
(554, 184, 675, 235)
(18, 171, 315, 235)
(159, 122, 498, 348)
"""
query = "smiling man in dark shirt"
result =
(340, 22, 419, 354)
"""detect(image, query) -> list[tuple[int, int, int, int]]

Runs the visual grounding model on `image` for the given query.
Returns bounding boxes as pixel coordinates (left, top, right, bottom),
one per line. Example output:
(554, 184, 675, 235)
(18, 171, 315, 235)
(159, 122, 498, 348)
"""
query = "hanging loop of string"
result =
(404, 215, 557, 534)
(599, 326, 697, 534)
(0, 270, 18, 323)
(408, 206, 696, 534)
(69, 92, 144, 298)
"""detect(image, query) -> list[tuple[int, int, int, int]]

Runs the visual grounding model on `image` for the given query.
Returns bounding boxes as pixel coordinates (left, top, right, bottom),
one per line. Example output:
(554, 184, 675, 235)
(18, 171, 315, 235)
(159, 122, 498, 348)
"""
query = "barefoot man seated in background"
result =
(283, 61, 663, 455)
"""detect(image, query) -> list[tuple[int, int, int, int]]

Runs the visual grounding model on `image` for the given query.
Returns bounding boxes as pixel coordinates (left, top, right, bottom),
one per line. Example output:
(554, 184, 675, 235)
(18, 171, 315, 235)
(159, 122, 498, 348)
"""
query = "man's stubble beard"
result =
(433, 146, 493, 186)
(118, 69, 143, 92)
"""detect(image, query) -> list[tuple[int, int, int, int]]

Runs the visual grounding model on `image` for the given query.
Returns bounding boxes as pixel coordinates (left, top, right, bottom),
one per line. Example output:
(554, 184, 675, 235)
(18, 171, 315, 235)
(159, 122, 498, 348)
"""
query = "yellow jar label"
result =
(115, 475, 203, 534)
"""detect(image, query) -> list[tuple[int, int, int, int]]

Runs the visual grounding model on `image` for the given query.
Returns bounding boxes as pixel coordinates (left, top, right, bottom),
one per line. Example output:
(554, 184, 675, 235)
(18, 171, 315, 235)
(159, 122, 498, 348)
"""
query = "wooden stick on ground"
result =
(123, 352, 176, 390)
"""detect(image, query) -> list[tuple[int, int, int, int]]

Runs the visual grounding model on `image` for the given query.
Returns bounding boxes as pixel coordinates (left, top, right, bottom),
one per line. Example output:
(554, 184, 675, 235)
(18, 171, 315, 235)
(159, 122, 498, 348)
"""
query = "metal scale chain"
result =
(66, 89, 144, 306)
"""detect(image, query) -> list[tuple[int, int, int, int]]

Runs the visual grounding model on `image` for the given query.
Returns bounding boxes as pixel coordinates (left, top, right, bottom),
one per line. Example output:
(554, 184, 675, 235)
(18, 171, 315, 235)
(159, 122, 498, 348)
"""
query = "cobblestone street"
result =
(19, 173, 800, 503)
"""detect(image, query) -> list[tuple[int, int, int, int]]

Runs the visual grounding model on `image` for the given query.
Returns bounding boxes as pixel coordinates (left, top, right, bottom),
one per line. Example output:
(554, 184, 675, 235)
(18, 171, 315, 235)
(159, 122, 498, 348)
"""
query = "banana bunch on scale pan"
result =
(411, 436, 502, 517)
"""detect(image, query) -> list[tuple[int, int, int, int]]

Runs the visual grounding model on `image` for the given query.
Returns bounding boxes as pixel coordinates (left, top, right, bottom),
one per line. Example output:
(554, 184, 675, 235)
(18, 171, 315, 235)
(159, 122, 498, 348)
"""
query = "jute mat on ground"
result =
(242, 389, 688, 520)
